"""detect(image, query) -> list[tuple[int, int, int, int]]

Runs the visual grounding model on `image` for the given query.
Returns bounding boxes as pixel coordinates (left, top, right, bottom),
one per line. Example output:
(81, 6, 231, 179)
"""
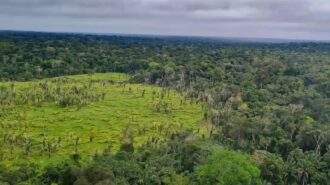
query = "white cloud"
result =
(0, 0, 329, 40)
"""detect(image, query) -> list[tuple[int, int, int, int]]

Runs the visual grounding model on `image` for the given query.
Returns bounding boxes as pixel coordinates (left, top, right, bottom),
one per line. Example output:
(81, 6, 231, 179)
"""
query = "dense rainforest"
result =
(0, 31, 330, 185)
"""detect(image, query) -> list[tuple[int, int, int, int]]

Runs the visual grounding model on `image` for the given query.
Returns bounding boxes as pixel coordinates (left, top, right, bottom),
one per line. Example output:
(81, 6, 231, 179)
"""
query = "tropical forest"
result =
(0, 31, 329, 185)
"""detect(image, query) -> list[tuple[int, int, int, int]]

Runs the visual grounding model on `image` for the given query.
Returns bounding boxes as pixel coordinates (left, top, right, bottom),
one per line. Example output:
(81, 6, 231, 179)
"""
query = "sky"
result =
(0, 0, 329, 40)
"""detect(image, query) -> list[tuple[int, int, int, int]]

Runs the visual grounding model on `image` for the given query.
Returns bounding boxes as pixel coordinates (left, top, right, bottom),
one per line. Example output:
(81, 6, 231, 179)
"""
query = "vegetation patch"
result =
(0, 73, 204, 166)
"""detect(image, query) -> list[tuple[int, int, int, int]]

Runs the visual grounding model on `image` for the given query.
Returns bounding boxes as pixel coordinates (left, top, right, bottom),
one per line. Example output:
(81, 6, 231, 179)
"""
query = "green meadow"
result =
(0, 73, 204, 167)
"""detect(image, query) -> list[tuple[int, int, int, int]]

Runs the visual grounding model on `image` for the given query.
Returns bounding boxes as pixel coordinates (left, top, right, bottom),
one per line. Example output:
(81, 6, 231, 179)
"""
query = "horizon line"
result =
(1, 29, 329, 44)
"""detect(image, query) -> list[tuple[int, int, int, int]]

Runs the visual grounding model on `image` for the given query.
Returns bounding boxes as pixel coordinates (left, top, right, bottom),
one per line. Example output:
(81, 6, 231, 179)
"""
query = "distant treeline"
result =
(0, 31, 330, 81)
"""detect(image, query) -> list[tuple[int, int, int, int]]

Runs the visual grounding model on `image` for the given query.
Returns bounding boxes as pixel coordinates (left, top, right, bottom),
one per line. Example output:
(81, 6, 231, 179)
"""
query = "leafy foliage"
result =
(196, 149, 261, 185)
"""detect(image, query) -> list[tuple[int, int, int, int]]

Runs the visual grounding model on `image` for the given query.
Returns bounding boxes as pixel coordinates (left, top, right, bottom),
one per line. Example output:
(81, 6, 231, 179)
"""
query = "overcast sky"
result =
(0, 0, 329, 40)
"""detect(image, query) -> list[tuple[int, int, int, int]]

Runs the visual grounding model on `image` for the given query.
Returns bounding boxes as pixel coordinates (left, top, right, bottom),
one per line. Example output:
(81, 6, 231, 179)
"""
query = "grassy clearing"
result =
(0, 73, 204, 167)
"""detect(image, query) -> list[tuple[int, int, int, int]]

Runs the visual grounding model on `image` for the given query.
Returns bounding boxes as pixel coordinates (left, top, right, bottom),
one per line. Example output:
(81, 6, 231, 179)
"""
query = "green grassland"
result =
(0, 73, 204, 167)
